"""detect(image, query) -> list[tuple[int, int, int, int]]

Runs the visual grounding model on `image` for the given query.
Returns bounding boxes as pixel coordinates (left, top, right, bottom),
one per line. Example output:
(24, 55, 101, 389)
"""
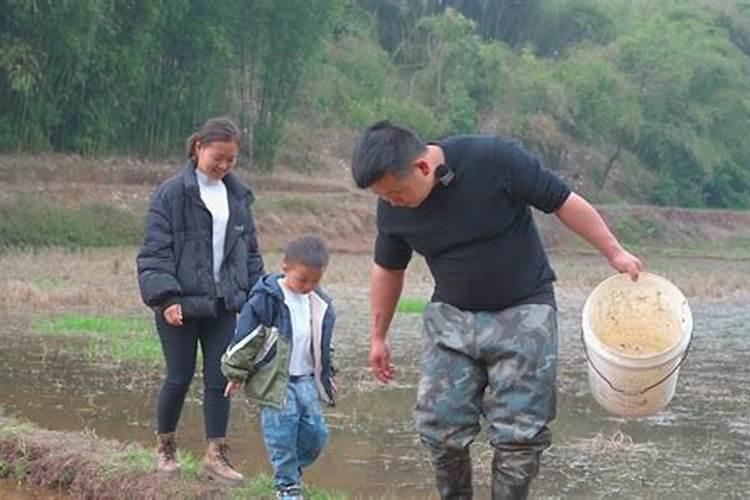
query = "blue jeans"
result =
(261, 375, 329, 489)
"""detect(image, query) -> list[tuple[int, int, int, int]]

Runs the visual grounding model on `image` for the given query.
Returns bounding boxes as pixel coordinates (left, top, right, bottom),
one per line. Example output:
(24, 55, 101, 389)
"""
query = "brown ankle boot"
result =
(201, 438, 244, 485)
(155, 432, 181, 477)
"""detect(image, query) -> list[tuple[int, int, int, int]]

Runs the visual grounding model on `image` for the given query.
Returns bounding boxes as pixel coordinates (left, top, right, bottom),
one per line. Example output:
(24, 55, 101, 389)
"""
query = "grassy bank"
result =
(0, 413, 345, 500)
(33, 314, 162, 365)
(0, 197, 142, 249)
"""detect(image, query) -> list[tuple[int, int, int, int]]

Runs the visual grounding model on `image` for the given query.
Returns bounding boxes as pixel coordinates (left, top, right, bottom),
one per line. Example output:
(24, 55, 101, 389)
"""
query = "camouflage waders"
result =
(414, 302, 558, 500)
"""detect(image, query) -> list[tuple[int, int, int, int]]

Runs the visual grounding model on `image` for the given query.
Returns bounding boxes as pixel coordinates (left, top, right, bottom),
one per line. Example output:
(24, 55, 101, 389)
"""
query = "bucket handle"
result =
(580, 328, 692, 396)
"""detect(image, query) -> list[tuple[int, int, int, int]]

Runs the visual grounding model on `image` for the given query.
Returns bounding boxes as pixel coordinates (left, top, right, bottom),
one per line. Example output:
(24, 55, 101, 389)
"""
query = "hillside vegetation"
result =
(2, 0, 749, 207)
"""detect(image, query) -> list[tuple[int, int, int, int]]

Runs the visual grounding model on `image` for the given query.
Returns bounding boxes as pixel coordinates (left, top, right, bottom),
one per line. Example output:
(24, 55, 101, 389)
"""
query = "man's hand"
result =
(224, 380, 242, 397)
(608, 249, 644, 281)
(370, 338, 395, 383)
(163, 304, 183, 326)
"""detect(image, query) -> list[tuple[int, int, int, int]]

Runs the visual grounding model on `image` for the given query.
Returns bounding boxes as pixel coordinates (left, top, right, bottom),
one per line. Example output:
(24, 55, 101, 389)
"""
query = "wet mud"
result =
(1, 259, 748, 499)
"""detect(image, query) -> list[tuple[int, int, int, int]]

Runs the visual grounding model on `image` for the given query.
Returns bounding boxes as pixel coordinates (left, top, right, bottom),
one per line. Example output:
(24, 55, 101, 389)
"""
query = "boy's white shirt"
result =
(278, 278, 314, 376)
(195, 168, 229, 285)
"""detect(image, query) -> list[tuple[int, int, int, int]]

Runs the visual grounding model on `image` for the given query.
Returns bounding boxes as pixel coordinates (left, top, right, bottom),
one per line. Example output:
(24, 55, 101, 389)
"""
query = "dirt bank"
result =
(0, 415, 226, 500)
(2, 153, 750, 256)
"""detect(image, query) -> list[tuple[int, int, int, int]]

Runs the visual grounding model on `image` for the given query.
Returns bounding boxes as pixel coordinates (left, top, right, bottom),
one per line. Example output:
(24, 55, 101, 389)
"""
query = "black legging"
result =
(154, 301, 236, 439)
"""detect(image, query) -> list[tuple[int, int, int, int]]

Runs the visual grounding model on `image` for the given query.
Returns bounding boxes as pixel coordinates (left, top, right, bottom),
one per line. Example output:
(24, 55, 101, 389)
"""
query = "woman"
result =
(137, 117, 264, 484)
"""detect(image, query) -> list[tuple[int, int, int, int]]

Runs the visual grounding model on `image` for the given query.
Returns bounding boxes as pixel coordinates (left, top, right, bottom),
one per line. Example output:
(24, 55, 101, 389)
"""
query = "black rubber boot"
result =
(433, 449, 473, 500)
(490, 447, 539, 500)
(491, 477, 531, 500)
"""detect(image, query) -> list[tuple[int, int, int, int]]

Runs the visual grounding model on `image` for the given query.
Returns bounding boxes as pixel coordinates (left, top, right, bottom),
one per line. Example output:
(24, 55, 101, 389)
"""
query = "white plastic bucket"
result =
(581, 272, 693, 417)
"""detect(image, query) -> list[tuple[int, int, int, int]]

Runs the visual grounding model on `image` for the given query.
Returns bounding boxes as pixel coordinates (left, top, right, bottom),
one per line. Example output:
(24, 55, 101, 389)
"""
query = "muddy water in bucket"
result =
(582, 272, 692, 417)
(591, 288, 682, 357)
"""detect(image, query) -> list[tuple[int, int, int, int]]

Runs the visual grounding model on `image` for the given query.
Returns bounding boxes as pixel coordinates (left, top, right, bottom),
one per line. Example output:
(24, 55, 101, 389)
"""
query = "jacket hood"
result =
(251, 272, 332, 304)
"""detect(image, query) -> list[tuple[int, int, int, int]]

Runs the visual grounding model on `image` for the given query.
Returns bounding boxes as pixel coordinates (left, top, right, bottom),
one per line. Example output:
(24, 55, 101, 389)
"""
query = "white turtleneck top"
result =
(196, 168, 229, 286)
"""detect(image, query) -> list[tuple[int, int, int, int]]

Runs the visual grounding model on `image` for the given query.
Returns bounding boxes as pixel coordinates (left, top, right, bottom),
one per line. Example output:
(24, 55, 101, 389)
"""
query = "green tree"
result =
(412, 9, 484, 133)
(250, 0, 344, 169)
(616, 4, 750, 207)
(559, 51, 643, 188)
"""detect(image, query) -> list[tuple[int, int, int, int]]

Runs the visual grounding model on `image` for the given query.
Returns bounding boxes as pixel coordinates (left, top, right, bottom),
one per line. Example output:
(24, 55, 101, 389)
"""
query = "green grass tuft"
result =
(396, 298, 428, 314)
(36, 314, 151, 335)
(34, 314, 161, 364)
(0, 459, 9, 479)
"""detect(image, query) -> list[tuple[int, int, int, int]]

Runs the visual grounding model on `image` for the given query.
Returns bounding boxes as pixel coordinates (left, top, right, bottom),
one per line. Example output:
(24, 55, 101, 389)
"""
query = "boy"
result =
(222, 235, 336, 500)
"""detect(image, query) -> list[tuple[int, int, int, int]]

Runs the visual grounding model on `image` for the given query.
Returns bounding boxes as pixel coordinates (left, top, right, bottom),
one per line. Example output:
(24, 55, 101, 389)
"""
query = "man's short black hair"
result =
(284, 235, 329, 269)
(350, 120, 427, 189)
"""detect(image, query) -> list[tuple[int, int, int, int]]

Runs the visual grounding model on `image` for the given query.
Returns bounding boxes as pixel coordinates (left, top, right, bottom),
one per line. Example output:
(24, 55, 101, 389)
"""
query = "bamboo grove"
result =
(0, 0, 341, 168)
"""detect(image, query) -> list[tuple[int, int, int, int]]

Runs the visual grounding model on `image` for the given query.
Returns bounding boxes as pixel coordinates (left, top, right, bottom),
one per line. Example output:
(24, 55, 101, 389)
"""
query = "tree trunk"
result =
(601, 143, 622, 189)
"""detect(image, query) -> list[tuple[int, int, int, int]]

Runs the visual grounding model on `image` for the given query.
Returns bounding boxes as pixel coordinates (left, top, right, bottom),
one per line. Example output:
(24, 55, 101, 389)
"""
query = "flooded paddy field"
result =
(1, 249, 748, 499)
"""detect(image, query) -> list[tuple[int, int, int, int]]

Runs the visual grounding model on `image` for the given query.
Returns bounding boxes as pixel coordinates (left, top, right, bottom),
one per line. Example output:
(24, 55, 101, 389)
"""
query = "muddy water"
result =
(1, 289, 748, 499)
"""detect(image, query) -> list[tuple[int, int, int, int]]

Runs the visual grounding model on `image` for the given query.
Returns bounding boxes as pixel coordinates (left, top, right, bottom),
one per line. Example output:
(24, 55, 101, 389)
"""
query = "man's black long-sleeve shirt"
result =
(374, 135, 571, 312)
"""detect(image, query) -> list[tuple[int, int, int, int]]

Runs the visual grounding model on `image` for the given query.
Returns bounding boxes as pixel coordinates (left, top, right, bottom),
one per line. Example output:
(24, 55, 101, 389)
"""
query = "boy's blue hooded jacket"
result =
(221, 273, 336, 409)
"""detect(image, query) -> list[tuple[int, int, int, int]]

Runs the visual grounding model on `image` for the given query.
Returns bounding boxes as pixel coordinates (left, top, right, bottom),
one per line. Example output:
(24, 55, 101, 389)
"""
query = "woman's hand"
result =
(163, 304, 183, 326)
(224, 380, 243, 397)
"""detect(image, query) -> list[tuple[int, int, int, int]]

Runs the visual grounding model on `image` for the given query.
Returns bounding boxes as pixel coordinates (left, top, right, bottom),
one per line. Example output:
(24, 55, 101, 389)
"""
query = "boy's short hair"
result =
(350, 120, 427, 189)
(284, 235, 329, 269)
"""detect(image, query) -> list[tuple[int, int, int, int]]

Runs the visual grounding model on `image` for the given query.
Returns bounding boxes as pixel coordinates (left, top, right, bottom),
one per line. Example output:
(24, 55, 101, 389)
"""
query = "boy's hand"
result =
(330, 377, 338, 396)
(224, 380, 242, 398)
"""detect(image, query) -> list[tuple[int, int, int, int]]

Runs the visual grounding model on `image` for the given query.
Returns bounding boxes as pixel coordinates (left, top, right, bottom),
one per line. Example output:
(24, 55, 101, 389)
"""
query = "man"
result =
(350, 121, 643, 500)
